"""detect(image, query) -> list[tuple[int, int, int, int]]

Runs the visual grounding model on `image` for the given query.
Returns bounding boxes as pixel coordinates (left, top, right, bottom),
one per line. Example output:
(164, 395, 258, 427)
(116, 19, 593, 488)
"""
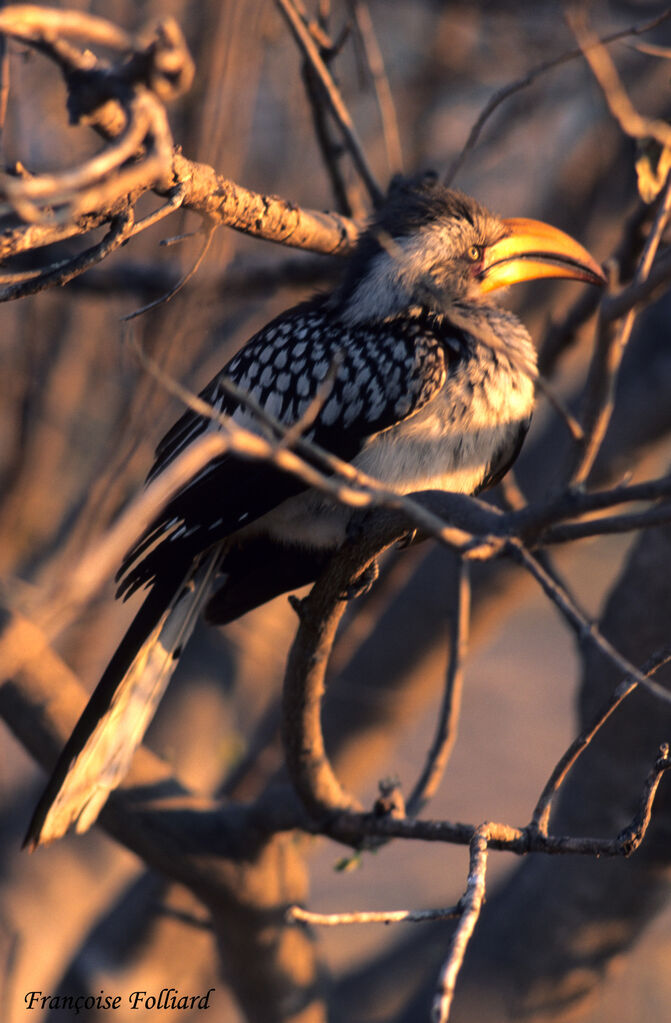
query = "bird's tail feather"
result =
(24, 549, 221, 849)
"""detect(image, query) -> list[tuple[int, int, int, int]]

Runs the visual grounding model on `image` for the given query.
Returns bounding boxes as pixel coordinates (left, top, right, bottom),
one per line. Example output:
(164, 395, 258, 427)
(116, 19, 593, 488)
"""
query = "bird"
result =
(25, 177, 605, 848)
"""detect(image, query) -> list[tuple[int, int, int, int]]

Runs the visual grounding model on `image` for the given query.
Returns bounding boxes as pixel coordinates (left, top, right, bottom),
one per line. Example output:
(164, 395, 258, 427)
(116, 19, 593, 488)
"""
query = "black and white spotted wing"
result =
(117, 295, 460, 598)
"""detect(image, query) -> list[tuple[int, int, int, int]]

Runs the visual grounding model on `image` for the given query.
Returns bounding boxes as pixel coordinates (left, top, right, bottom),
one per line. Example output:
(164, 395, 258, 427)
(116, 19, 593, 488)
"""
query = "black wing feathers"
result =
(119, 297, 458, 599)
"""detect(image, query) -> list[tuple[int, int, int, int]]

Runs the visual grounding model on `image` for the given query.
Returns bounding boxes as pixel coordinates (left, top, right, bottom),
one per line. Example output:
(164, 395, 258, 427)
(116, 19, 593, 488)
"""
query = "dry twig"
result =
(407, 558, 470, 816)
(445, 8, 671, 186)
(288, 903, 459, 926)
(531, 644, 671, 835)
(275, 0, 383, 205)
(432, 824, 489, 1023)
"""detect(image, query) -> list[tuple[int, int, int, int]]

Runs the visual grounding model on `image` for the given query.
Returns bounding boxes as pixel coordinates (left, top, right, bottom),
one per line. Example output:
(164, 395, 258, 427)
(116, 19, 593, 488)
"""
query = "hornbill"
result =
(25, 178, 604, 848)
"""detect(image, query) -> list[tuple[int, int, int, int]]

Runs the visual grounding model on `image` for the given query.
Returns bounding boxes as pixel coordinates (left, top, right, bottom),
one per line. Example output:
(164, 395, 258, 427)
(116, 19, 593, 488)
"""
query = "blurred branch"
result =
(65, 251, 340, 301)
(348, 0, 403, 175)
(543, 501, 671, 542)
(445, 8, 671, 186)
(300, 43, 355, 217)
(0, 208, 135, 300)
(0, 23, 8, 142)
(0, 4, 360, 302)
(569, 174, 671, 485)
(288, 903, 459, 926)
(0, 614, 322, 1023)
(568, 7, 671, 150)
(537, 200, 655, 377)
(0, 4, 133, 50)
(406, 558, 469, 816)
(275, 0, 383, 205)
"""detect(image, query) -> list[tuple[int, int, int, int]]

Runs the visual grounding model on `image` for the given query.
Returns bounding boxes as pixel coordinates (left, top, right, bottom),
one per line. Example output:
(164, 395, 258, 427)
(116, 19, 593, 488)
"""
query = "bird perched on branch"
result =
(26, 177, 604, 848)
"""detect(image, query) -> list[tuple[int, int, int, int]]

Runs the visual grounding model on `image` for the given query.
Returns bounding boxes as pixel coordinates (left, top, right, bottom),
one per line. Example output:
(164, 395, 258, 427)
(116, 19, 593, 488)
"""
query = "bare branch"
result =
(531, 644, 671, 835)
(508, 540, 671, 707)
(444, 8, 671, 186)
(432, 824, 489, 1023)
(282, 517, 411, 819)
(288, 903, 459, 926)
(567, 7, 671, 150)
(348, 0, 403, 175)
(0, 7, 360, 295)
(543, 502, 671, 544)
(275, 0, 383, 205)
(121, 222, 216, 321)
(0, 209, 135, 301)
(0, 5, 133, 51)
(570, 175, 671, 484)
(407, 558, 470, 816)
(170, 153, 360, 254)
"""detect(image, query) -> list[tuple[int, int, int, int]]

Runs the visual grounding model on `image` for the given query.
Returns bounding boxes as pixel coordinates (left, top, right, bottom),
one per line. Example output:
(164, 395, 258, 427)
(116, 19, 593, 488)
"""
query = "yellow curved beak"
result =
(479, 217, 606, 293)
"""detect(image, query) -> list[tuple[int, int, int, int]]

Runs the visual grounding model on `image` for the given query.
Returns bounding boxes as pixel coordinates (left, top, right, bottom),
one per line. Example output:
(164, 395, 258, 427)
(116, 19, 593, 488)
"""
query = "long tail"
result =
(24, 550, 221, 849)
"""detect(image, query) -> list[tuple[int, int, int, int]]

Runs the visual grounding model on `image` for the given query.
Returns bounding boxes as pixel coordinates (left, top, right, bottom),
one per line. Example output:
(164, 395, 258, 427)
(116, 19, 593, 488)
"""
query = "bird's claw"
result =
(340, 559, 379, 601)
(396, 529, 418, 550)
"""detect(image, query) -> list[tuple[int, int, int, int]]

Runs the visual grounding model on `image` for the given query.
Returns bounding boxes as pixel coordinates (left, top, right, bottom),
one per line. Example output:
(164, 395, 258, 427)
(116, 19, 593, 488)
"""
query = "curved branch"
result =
(282, 512, 410, 819)
(406, 557, 469, 816)
(0, 209, 136, 301)
(444, 8, 671, 186)
(0, 3, 360, 289)
(275, 0, 383, 205)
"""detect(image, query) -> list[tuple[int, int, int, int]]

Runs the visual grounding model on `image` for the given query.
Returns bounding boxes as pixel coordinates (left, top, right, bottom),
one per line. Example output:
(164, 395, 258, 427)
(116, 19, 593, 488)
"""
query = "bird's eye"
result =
(467, 244, 483, 262)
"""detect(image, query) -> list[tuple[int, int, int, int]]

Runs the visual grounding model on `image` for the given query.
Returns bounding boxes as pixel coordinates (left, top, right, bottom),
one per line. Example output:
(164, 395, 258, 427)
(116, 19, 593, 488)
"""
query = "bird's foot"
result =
(396, 528, 418, 550)
(340, 559, 379, 601)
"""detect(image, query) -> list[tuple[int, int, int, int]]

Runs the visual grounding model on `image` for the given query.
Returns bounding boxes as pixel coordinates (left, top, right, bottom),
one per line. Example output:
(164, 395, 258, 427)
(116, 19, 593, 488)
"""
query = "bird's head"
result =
(338, 177, 605, 323)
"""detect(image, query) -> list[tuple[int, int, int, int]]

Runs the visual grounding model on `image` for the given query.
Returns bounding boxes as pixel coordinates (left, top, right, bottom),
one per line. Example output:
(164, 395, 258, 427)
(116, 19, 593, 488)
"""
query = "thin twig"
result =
(348, 0, 403, 175)
(407, 558, 470, 816)
(570, 173, 671, 484)
(0, 210, 135, 301)
(508, 539, 671, 707)
(126, 185, 186, 240)
(616, 743, 671, 855)
(432, 824, 489, 1023)
(288, 903, 460, 926)
(567, 8, 671, 150)
(602, 246, 671, 321)
(531, 644, 671, 834)
(535, 373, 584, 442)
(543, 502, 671, 544)
(0, 19, 9, 144)
(319, 741, 670, 854)
(275, 0, 383, 205)
(444, 8, 671, 185)
(279, 352, 343, 448)
(121, 223, 216, 321)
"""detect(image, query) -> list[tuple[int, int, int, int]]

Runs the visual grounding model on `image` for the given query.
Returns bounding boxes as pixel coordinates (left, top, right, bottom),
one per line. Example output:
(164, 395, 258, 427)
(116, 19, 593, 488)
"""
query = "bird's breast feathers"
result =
(353, 339, 535, 494)
(241, 329, 535, 551)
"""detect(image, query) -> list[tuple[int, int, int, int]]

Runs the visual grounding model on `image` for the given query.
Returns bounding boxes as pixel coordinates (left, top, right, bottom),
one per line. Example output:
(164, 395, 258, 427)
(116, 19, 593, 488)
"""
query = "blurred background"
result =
(1, 2, 671, 1021)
